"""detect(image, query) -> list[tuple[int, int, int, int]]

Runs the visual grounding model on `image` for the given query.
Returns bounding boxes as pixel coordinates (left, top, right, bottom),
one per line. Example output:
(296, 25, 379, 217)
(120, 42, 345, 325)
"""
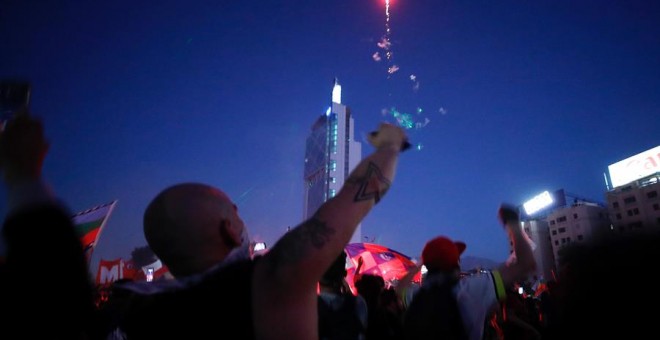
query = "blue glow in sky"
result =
(1, 1, 658, 272)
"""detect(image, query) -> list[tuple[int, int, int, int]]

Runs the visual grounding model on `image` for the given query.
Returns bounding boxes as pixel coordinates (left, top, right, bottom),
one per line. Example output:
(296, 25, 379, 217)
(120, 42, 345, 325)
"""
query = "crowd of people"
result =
(2, 111, 660, 339)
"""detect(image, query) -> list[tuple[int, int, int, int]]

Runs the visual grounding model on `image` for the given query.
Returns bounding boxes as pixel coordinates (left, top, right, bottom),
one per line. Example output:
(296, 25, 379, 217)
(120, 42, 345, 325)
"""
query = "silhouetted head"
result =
(355, 274, 385, 305)
(143, 183, 248, 277)
(320, 251, 348, 289)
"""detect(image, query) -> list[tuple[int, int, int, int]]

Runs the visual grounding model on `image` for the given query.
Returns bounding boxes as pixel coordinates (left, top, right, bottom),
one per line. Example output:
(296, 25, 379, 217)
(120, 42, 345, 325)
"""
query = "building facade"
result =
(546, 202, 611, 269)
(516, 190, 611, 282)
(303, 79, 362, 243)
(605, 173, 660, 235)
(605, 145, 660, 236)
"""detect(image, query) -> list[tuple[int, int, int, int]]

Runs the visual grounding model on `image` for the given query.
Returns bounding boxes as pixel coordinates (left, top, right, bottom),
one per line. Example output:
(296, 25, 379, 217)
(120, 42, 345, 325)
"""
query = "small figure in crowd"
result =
(318, 251, 368, 340)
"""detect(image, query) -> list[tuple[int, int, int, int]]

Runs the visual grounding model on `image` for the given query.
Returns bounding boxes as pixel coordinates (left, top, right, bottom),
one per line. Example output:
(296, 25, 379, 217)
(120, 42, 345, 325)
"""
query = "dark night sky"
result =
(1, 0, 658, 273)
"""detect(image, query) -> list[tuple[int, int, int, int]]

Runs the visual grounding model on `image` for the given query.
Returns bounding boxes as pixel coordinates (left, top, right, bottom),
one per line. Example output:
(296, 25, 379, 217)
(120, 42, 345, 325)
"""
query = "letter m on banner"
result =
(97, 258, 123, 286)
(72, 200, 118, 263)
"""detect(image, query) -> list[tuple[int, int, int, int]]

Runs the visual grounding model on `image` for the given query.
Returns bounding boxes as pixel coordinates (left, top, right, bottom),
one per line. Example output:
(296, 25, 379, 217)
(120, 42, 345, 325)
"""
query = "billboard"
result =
(608, 146, 660, 188)
(520, 189, 567, 219)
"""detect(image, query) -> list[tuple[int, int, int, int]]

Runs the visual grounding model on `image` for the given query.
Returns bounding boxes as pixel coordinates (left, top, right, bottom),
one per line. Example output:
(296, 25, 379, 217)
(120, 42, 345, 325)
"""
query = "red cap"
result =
(422, 236, 467, 272)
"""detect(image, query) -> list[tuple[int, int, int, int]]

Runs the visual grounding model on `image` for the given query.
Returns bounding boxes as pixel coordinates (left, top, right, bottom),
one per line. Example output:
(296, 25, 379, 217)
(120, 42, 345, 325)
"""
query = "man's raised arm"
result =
(253, 122, 407, 339)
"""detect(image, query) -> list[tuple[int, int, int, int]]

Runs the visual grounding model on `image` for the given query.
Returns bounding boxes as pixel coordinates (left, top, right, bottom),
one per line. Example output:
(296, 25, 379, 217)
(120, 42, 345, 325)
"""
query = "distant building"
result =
(546, 201, 611, 270)
(605, 145, 660, 236)
(605, 174, 660, 235)
(303, 78, 362, 243)
(508, 145, 660, 282)
(516, 190, 610, 282)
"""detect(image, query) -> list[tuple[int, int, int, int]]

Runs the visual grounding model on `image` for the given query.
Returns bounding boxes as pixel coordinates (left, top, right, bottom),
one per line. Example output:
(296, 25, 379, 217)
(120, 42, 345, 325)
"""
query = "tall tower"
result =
(303, 78, 363, 243)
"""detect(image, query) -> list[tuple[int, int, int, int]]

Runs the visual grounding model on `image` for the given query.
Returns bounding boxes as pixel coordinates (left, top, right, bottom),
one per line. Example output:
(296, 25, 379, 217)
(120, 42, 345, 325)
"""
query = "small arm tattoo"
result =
(348, 162, 391, 204)
(268, 214, 335, 269)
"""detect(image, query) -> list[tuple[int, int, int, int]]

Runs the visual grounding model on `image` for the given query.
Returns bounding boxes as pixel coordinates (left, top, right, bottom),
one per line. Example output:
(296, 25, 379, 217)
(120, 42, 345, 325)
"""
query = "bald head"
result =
(144, 183, 245, 277)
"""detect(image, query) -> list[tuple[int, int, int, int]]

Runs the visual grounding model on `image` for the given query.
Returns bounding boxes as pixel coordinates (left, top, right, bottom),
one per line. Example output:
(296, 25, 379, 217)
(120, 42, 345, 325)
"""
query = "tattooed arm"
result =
(253, 122, 407, 340)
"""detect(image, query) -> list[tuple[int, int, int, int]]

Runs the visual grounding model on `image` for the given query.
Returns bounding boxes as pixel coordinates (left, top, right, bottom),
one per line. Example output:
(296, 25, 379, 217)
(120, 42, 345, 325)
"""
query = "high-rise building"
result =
(303, 78, 363, 243)
(605, 145, 660, 235)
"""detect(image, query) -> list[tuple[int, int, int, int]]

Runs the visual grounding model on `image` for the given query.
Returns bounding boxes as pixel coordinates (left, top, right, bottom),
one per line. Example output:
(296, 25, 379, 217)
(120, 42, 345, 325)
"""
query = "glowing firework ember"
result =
(382, 107, 429, 130)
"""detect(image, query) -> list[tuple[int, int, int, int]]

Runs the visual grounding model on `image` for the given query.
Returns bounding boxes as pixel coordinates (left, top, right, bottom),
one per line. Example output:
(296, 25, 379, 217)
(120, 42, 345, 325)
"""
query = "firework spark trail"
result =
(385, 0, 391, 60)
(383, 0, 397, 77)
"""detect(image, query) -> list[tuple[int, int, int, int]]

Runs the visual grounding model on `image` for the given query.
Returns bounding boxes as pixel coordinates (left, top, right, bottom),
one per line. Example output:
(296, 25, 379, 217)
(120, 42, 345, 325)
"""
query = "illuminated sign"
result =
(523, 191, 554, 216)
(608, 145, 660, 188)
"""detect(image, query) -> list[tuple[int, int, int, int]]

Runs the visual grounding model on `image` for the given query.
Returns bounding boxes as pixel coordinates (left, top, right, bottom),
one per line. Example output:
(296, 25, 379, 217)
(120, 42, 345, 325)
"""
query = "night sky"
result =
(1, 0, 658, 273)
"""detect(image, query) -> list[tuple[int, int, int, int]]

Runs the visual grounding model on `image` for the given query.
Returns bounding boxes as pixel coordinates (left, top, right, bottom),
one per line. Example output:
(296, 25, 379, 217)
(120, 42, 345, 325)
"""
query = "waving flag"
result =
(72, 200, 117, 262)
(345, 242, 421, 291)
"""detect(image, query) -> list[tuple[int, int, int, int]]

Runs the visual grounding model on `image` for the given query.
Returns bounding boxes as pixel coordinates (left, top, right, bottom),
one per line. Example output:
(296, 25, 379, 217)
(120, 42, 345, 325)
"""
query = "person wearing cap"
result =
(402, 204, 537, 340)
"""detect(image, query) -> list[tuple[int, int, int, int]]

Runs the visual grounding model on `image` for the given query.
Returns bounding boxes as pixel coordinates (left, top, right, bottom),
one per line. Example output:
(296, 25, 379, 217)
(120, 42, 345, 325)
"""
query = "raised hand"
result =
(0, 114, 49, 182)
(368, 122, 410, 152)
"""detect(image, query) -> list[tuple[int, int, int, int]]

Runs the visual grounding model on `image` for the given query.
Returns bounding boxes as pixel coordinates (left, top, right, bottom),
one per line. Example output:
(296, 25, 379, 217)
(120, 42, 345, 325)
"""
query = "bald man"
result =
(143, 184, 250, 278)
(105, 122, 408, 340)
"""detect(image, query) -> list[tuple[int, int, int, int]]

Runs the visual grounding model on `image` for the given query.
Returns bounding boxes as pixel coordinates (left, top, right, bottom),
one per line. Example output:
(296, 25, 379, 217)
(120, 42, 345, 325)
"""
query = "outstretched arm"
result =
(0, 114, 96, 338)
(353, 255, 364, 285)
(496, 204, 537, 290)
(253, 122, 407, 339)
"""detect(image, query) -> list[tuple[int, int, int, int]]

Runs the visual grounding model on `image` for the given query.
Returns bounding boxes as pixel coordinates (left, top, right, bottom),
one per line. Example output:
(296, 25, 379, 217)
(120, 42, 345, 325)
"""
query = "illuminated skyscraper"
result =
(303, 78, 363, 243)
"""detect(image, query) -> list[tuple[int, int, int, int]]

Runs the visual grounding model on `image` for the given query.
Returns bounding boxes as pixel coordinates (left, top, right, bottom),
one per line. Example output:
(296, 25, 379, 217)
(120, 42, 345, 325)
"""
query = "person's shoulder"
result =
(319, 291, 341, 304)
(319, 291, 356, 309)
(461, 268, 497, 281)
(457, 270, 498, 295)
(354, 292, 367, 303)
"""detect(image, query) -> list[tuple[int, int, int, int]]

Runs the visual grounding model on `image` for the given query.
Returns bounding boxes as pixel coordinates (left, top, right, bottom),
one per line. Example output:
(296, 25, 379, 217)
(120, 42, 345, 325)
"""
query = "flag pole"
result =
(88, 200, 117, 261)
